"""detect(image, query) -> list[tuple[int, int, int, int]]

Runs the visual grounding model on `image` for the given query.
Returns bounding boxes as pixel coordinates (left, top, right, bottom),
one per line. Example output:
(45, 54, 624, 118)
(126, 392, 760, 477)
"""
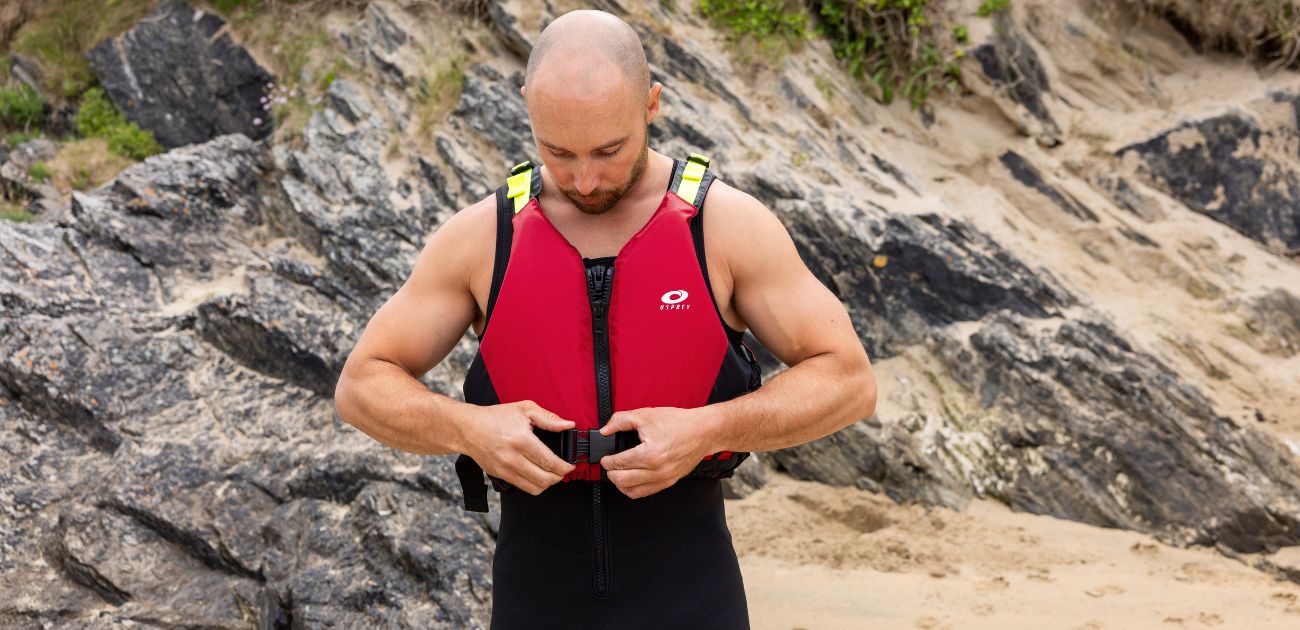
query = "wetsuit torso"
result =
(458, 154, 762, 628)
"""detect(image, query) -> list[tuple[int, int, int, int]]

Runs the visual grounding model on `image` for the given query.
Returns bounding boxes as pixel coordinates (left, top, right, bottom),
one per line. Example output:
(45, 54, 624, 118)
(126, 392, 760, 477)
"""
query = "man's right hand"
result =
(459, 400, 577, 496)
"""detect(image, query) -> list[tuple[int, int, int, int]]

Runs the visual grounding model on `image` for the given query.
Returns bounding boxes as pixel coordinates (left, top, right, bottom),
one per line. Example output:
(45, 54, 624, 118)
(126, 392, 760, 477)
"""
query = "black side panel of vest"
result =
(481, 183, 515, 341)
(457, 183, 519, 510)
(679, 163, 762, 480)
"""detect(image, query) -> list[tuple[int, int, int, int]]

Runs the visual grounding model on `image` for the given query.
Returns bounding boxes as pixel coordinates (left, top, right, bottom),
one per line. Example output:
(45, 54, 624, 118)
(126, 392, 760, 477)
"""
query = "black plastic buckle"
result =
(559, 429, 618, 465)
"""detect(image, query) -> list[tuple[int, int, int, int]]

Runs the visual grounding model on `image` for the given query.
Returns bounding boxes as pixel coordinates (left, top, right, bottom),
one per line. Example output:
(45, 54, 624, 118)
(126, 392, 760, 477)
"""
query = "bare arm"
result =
(699, 182, 877, 453)
(333, 196, 576, 493)
(333, 197, 491, 456)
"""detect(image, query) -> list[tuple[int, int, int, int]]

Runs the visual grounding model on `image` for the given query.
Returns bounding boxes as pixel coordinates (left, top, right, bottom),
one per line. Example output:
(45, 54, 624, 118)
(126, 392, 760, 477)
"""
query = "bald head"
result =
(524, 10, 651, 106)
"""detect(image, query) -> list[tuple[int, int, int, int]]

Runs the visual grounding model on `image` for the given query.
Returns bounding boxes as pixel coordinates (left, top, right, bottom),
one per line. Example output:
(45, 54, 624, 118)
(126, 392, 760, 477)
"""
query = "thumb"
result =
(528, 407, 575, 431)
(599, 412, 633, 436)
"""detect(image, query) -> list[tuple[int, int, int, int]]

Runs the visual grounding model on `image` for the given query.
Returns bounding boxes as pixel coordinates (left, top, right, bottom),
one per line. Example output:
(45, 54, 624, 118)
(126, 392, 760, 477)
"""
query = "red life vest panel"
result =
(455, 153, 763, 511)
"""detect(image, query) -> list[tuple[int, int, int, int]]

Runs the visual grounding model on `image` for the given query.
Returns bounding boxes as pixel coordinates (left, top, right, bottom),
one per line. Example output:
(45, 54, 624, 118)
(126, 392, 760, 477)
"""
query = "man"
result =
(333, 9, 876, 628)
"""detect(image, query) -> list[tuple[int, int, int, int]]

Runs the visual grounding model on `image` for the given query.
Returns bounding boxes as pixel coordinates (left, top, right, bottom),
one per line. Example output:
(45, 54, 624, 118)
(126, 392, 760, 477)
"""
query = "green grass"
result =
(4, 131, 40, 149)
(699, 0, 1008, 110)
(699, 0, 809, 40)
(814, 0, 967, 110)
(273, 26, 336, 88)
(413, 53, 467, 135)
(75, 87, 163, 160)
(0, 84, 46, 130)
(10, 0, 156, 99)
(212, 0, 263, 16)
(977, 0, 1011, 17)
(814, 73, 834, 100)
(28, 161, 50, 183)
(1, 201, 33, 222)
(699, 0, 811, 67)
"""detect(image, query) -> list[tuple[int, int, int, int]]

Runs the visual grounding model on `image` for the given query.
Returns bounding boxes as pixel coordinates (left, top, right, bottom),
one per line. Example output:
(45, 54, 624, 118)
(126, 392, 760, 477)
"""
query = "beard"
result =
(559, 130, 649, 216)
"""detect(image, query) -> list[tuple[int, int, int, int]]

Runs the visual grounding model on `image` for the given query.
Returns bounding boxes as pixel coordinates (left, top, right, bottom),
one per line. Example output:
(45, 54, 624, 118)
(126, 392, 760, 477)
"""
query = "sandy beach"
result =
(733, 473, 1300, 629)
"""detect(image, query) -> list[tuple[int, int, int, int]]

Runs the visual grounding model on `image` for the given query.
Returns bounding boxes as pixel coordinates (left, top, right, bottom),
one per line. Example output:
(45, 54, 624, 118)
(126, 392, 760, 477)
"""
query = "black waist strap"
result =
(454, 428, 639, 512)
(454, 429, 748, 512)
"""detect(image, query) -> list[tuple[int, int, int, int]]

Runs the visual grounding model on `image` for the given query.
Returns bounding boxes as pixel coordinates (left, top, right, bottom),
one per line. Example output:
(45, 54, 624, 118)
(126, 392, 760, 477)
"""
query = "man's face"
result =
(524, 65, 653, 215)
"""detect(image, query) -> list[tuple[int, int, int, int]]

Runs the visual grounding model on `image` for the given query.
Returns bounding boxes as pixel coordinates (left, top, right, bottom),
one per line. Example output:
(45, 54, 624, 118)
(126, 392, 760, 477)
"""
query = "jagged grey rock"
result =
(769, 307, 1300, 553)
(84, 0, 274, 149)
(969, 11, 1062, 145)
(999, 150, 1100, 222)
(1115, 91, 1300, 257)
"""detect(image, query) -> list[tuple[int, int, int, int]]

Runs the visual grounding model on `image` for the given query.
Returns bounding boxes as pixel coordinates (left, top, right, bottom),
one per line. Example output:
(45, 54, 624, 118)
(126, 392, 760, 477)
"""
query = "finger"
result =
(599, 411, 633, 436)
(502, 466, 545, 496)
(606, 467, 652, 488)
(601, 444, 649, 471)
(526, 406, 576, 432)
(508, 457, 562, 495)
(614, 480, 662, 500)
(520, 433, 576, 477)
(629, 484, 665, 499)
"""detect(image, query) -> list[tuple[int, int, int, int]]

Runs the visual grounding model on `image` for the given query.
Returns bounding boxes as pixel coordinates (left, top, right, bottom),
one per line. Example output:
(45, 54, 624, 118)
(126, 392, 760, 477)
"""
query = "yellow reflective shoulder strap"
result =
(506, 160, 534, 214)
(674, 152, 710, 205)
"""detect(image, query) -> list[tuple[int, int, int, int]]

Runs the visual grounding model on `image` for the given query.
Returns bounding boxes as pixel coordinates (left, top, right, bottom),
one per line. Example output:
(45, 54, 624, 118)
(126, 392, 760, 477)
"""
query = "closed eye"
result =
(547, 146, 621, 159)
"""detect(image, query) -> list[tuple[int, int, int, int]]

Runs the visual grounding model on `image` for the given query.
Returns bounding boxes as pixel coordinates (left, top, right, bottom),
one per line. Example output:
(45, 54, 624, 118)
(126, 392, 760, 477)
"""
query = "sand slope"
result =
(733, 473, 1300, 629)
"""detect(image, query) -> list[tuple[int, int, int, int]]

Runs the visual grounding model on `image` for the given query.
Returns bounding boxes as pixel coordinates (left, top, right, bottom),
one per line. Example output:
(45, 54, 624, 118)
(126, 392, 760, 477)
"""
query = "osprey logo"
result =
(660, 289, 691, 311)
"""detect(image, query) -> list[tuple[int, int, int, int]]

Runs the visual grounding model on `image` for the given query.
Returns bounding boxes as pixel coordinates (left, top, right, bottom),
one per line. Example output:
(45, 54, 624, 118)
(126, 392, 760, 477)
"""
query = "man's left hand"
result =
(598, 407, 714, 499)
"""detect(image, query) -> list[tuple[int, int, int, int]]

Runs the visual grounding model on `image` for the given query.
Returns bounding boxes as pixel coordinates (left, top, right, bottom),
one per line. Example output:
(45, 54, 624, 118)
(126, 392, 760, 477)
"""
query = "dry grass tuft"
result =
(1091, 0, 1300, 70)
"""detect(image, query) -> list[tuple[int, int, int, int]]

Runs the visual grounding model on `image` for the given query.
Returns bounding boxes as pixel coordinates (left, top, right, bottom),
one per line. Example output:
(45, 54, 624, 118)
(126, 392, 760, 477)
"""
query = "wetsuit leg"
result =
(489, 477, 749, 629)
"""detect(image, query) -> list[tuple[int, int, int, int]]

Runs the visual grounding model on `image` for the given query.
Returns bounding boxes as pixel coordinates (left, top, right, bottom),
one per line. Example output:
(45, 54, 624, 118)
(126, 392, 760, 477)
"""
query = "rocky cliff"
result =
(2, 0, 1300, 626)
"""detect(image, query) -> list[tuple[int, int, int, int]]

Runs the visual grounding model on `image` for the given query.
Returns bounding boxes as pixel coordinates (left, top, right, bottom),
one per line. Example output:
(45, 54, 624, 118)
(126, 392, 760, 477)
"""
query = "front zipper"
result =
(584, 258, 616, 598)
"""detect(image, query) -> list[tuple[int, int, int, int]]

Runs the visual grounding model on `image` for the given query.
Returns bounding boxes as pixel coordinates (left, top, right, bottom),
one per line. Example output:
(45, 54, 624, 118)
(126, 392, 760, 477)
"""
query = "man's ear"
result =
(645, 82, 662, 125)
(520, 84, 527, 99)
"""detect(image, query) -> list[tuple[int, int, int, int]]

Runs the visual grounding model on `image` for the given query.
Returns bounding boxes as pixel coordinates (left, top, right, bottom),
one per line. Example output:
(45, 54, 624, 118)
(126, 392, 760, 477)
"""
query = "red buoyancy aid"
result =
(455, 153, 763, 512)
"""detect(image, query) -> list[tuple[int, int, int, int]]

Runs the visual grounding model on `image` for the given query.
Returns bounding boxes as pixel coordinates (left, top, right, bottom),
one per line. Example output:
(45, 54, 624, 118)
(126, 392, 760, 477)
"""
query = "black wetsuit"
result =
(489, 477, 749, 628)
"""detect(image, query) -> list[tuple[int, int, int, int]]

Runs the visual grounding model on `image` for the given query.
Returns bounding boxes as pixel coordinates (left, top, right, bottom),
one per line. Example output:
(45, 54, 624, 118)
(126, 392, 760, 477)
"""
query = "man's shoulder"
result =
(700, 175, 781, 252)
(701, 176, 770, 223)
(419, 192, 498, 282)
(700, 174, 795, 285)
(433, 192, 497, 246)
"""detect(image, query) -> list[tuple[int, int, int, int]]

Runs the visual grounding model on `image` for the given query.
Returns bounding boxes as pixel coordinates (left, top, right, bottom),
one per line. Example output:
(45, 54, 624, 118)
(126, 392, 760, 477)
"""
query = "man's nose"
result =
(575, 162, 599, 195)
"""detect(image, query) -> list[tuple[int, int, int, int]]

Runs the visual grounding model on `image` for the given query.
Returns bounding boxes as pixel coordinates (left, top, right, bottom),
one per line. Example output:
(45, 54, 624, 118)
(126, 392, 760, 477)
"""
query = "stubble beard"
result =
(564, 130, 649, 216)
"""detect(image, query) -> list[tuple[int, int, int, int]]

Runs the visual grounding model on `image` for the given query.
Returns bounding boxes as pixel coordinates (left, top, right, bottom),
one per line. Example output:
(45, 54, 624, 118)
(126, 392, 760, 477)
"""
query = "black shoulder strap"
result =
(482, 160, 542, 339)
(482, 183, 514, 340)
(677, 153, 738, 343)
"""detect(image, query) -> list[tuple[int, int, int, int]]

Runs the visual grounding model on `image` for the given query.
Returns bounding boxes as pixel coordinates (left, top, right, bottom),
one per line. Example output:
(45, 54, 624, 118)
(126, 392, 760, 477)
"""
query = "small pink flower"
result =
(260, 96, 268, 103)
(263, 103, 271, 110)
(253, 117, 262, 125)
(266, 82, 273, 89)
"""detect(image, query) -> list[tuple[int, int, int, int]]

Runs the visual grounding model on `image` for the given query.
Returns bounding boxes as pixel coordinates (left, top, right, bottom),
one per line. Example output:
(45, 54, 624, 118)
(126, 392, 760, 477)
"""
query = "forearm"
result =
(701, 352, 876, 453)
(333, 357, 472, 456)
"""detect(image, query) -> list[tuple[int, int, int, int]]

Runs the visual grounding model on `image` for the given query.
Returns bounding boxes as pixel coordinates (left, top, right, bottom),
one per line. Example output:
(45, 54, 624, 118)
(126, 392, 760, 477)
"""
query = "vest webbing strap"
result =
(506, 160, 534, 213)
(675, 152, 710, 205)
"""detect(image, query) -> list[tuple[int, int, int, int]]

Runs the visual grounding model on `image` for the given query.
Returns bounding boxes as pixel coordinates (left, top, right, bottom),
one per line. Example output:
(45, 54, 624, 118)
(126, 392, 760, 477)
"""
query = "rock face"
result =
(84, 0, 275, 149)
(1115, 91, 1300, 257)
(730, 152, 1300, 554)
(5, 0, 1300, 626)
(968, 11, 1063, 146)
(0, 130, 493, 626)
